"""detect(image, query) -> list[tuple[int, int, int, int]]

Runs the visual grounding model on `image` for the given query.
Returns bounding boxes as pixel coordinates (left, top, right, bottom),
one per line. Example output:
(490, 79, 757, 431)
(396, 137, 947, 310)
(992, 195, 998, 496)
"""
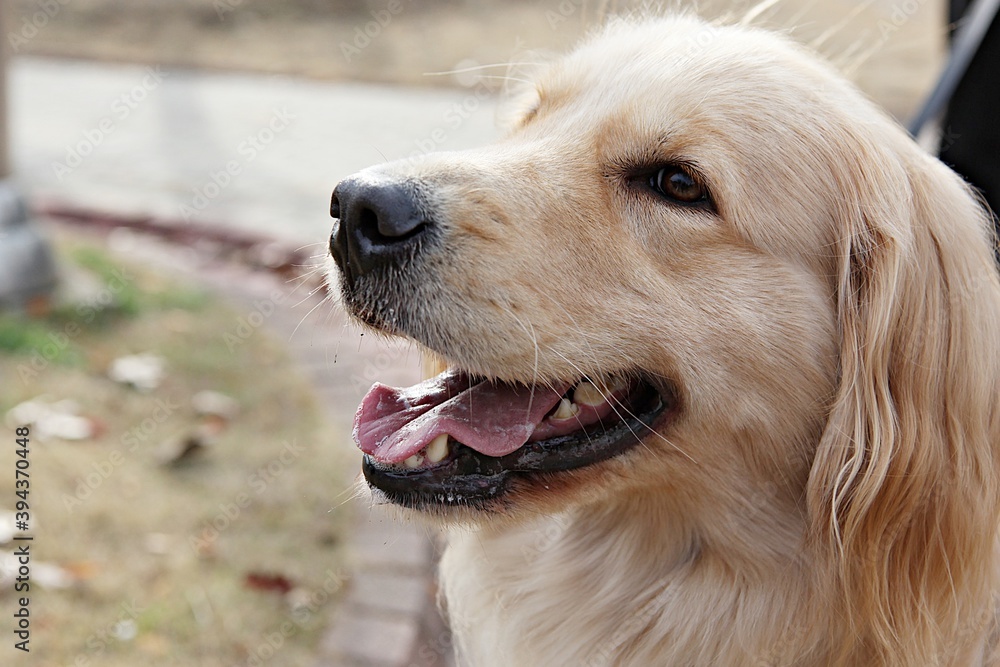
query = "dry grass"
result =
(0, 235, 353, 667)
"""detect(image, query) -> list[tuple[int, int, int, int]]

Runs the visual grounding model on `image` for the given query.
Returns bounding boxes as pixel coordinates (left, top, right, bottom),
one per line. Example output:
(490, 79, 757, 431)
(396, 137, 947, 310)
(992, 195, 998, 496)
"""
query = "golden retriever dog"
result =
(327, 13, 1000, 667)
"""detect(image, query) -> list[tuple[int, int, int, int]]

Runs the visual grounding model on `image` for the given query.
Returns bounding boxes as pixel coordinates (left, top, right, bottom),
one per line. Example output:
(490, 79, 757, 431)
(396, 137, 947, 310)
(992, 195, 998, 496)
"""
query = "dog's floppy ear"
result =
(807, 131, 1000, 663)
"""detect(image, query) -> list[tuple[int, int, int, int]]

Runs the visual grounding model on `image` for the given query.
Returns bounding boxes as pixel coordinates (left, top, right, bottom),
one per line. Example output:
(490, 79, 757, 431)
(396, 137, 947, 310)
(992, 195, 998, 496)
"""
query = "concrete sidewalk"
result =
(12, 57, 499, 244)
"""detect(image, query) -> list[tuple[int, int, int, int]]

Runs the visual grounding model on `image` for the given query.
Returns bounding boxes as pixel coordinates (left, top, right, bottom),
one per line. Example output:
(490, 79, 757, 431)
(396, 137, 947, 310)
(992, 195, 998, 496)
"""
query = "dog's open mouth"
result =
(355, 369, 670, 508)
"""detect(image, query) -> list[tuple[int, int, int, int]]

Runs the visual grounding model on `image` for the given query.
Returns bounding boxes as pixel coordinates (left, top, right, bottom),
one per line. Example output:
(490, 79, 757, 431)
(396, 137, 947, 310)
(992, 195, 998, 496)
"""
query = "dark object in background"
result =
(941, 0, 1000, 235)
(0, 181, 58, 314)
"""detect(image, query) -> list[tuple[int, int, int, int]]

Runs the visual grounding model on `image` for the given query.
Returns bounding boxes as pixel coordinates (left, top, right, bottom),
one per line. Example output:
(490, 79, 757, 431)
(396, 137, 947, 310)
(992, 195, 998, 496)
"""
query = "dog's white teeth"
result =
(573, 381, 605, 407)
(426, 434, 450, 463)
(551, 398, 580, 420)
(403, 453, 425, 469)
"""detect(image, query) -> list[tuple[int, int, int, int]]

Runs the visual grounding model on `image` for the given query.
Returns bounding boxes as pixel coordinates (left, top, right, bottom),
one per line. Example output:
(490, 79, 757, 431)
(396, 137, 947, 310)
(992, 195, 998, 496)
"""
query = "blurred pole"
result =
(908, 0, 1000, 136)
(0, 0, 9, 179)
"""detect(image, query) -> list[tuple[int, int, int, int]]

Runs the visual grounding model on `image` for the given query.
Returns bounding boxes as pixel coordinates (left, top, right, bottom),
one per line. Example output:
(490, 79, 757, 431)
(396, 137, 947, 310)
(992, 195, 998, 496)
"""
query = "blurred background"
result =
(0, 1, 947, 666)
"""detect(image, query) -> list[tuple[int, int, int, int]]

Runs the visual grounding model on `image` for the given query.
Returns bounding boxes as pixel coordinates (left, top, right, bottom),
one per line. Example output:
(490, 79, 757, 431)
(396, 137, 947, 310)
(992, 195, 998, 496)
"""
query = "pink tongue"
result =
(354, 370, 572, 464)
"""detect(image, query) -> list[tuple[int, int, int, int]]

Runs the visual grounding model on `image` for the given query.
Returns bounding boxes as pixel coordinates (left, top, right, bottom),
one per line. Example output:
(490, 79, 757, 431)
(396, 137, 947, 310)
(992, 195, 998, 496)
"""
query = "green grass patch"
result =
(0, 314, 78, 361)
(0, 242, 212, 367)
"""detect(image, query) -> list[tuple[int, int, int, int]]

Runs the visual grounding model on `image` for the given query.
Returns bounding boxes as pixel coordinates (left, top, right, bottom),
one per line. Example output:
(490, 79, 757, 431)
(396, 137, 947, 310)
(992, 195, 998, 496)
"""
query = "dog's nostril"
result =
(330, 193, 341, 219)
(359, 207, 379, 235)
(356, 205, 427, 244)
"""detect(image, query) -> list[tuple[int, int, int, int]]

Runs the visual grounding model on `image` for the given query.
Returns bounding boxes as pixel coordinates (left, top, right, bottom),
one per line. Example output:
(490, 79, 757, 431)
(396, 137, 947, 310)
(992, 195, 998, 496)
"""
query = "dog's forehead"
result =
(537, 17, 831, 116)
(514, 16, 866, 174)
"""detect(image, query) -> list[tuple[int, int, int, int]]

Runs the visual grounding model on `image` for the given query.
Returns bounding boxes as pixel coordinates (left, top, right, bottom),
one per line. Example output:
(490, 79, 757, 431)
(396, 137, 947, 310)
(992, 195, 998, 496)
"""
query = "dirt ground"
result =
(11, 0, 947, 118)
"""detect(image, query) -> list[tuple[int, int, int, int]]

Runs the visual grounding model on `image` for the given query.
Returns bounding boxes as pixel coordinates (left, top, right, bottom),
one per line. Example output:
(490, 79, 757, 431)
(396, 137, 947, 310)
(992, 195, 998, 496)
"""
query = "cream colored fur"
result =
(348, 14, 1000, 667)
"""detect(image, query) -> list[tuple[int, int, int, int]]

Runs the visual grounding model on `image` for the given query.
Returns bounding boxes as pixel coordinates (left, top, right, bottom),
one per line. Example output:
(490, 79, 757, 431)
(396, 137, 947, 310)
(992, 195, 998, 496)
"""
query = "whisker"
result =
(740, 0, 784, 27)
(422, 61, 545, 77)
(506, 312, 547, 414)
(549, 349, 697, 464)
(291, 293, 334, 342)
(293, 241, 328, 253)
(328, 480, 369, 512)
(810, 0, 880, 52)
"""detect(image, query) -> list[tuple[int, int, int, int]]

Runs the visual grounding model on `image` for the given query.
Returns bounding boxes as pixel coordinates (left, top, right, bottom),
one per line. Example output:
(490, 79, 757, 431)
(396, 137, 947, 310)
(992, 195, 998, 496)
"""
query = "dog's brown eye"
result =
(651, 166, 708, 204)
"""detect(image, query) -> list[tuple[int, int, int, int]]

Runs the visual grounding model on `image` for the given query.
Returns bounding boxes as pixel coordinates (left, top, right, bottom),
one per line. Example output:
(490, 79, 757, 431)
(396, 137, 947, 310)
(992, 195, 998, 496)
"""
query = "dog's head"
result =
(329, 14, 1000, 657)
(332, 16, 852, 512)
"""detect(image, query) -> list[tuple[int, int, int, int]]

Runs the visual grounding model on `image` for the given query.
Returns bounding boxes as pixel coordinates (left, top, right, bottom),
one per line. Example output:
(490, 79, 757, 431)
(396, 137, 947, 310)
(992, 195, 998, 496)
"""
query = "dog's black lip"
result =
(361, 381, 669, 510)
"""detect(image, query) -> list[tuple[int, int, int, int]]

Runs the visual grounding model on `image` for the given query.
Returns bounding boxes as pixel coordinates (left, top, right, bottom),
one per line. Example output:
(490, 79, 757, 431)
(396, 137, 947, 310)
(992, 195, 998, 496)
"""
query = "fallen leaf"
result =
(244, 572, 294, 595)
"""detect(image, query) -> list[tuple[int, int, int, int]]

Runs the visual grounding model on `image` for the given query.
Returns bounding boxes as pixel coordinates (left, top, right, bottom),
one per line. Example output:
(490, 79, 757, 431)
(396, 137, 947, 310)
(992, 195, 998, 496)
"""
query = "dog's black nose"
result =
(329, 177, 430, 279)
